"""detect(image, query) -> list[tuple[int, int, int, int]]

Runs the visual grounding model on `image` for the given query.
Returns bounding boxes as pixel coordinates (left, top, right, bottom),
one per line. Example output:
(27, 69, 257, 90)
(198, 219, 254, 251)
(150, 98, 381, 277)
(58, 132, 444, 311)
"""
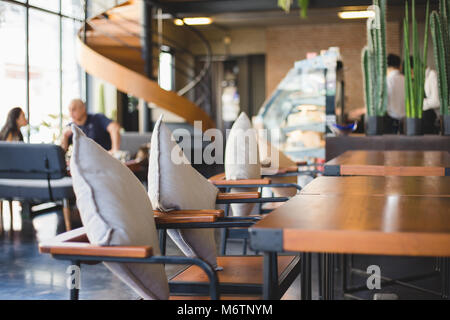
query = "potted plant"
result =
(278, 0, 309, 19)
(362, 0, 387, 135)
(403, 0, 429, 136)
(430, 0, 450, 135)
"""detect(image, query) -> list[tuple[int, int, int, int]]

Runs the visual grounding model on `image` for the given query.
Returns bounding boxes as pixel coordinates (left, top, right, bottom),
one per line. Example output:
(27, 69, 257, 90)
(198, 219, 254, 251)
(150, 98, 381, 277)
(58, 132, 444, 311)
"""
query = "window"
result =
(29, 0, 59, 13)
(61, 0, 84, 20)
(29, 9, 60, 143)
(0, 2, 26, 136)
(62, 18, 83, 122)
(0, 0, 85, 143)
(159, 51, 174, 91)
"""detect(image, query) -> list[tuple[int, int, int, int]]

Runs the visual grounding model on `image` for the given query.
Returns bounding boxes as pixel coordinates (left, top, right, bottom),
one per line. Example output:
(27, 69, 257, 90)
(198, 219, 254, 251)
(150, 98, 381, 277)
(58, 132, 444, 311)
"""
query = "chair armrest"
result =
(154, 209, 224, 217)
(38, 227, 152, 258)
(285, 166, 300, 172)
(39, 242, 153, 258)
(153, 210, 224, 224)
(210, 178, 271, 185)
(208, 172, 225, 181)
(208, 172, 271, 186)
(216, 192, 260, 200)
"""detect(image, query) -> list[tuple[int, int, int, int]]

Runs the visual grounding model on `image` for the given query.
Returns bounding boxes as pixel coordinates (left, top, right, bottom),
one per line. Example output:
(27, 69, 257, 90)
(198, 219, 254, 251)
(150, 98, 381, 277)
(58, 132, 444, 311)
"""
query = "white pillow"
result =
(225, 112, 261, 216)
(70, 125, 169, 300)
(147, 117, 219, 269)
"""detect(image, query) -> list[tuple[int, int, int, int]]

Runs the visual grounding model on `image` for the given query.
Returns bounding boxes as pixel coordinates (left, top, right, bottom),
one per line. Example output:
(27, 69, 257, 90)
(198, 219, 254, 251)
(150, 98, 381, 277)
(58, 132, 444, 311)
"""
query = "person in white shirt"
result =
(408, 57, 440, 134)
(385, 54, 405, 134)
(423, 67, 440, 134)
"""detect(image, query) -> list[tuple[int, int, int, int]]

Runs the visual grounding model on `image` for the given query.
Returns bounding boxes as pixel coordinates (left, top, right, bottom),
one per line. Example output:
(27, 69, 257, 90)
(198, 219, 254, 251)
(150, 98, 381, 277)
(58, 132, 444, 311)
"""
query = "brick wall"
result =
(266, 21, 402, 112)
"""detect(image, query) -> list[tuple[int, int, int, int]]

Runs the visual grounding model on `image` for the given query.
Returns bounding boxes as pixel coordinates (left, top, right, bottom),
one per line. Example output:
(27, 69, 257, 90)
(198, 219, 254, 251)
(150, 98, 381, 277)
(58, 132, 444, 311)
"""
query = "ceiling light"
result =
(174, 18, 184, 26)
(174, 17, 212, 26)
(338, 10, 376, 19)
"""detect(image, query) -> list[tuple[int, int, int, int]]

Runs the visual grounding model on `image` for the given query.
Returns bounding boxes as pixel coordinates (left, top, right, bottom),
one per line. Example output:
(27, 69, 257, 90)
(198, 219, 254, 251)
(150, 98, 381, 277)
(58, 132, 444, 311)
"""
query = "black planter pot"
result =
(366, 116, 384, 136)
(405, 117, 423, 136)
(442, 115, 450, 136)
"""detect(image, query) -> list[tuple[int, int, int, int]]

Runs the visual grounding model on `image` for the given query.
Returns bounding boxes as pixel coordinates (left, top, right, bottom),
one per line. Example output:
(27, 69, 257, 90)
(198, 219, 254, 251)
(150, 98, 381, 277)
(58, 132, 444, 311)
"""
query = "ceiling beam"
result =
(154, 0, 435, 15)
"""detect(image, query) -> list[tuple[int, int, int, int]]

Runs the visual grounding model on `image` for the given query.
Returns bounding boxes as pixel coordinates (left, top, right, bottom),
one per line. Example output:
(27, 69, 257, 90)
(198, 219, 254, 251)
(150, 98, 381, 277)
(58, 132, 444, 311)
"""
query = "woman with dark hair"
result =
(0, 107, 27, 141)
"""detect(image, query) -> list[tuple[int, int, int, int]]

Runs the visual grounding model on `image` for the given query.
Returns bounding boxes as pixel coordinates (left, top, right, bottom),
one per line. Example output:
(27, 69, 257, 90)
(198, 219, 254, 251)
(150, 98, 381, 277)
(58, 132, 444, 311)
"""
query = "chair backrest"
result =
(0, 142, 67, 179)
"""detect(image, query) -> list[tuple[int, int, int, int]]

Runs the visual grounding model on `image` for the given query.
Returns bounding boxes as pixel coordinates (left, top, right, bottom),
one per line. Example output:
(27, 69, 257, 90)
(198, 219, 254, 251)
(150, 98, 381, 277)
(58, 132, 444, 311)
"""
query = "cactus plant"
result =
(97, 82, 106, 115)
(403, 0, 429, 120)
(278, 0, 309, 19)
(361, 0, 387, 134)
(430, 0, 450, 134)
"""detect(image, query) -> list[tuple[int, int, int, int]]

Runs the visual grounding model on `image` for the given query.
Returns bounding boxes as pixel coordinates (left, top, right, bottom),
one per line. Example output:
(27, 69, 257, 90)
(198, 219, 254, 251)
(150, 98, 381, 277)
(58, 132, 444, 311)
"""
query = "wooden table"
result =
(301, 176, 450, 197)
(324, 151, 450, 176)
(249, 194, 450, 299)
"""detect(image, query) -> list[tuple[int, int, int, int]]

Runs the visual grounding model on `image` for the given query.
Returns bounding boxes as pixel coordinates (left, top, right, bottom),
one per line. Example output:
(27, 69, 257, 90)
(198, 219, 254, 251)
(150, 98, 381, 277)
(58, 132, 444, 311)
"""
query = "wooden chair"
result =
(39, 191, 301, 300)
(39, 227, 221, 300)
(208, 174, 301, 255)
(155, 192, 301, 299)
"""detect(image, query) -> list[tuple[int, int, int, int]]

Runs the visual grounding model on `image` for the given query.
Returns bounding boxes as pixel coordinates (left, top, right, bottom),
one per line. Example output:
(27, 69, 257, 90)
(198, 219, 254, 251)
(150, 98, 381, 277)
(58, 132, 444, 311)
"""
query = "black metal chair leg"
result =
(323, 253, 329, 300)
(159, 230, 167, 255)
(220, 203, 230, 255)
(0, 200, 3, 233)
(329, 253, 335, 300)
(263, 252, 278, 300)
(301, 252, 312, 300)
(342, 253, 348, 294)
(220, 229, 228, 255)
(318, 253, 323, 300)
(8, 200, 13, 233)
(69, 261, 80, 300)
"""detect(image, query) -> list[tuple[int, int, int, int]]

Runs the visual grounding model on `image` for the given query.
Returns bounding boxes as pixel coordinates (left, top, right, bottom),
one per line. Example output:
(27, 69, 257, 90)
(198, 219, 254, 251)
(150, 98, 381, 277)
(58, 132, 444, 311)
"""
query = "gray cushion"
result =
(0, 177, 74, 201)
(225, 112, 261, 216)
(70, 125, 169, 300)
(148, 117, 219, 269)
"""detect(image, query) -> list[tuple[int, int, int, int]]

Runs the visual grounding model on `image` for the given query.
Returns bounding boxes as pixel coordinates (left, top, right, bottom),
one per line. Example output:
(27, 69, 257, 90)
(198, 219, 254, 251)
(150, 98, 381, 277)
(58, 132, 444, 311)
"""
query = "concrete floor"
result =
(0, 201, 444, 300)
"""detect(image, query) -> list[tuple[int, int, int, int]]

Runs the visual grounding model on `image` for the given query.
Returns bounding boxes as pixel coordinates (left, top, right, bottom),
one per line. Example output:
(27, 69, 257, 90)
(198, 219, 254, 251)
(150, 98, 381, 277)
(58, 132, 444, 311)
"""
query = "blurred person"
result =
(0, 107, 27, 141)
(61, 99, 121, 153)
(407, 56, 440, 134)
(385, 54, 405, 134)
(423, 67, 440, 134)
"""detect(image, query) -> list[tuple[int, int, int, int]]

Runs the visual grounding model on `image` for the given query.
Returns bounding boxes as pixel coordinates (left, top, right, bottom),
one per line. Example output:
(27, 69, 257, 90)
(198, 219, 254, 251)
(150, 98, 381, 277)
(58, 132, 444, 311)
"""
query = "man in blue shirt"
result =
(61, 99, 121, 153)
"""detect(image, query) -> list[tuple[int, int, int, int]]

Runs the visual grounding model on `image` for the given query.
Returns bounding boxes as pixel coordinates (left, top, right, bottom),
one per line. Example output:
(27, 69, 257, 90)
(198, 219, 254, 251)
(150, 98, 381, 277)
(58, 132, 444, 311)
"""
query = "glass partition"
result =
(257, 47, 342, 161)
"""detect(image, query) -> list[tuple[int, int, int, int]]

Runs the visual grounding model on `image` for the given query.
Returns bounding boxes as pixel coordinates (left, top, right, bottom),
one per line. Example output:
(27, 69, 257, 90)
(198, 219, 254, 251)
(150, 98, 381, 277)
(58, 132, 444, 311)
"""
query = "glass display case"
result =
(256, 47, 343, 161)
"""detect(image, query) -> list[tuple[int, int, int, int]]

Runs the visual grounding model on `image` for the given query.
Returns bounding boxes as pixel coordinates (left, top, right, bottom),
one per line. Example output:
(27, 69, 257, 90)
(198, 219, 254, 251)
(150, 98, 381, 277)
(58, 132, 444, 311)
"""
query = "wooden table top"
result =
(249, 194, 450, 256)
(324, 150, 450, 176)
(301, 176, 450, 197)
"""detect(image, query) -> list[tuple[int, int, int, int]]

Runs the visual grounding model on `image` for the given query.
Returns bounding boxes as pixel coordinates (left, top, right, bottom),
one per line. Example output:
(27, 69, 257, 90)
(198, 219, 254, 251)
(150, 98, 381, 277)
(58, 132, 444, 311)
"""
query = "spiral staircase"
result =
(78, 0, 215, 131)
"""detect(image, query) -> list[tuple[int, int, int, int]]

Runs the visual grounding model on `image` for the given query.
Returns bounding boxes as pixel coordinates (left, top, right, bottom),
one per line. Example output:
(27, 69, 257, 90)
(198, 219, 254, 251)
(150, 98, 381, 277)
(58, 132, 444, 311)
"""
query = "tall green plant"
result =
(278, 0, 309, 19)
(362, 0, 387, 117)
(430, 0, 450, 116)
(403, 0, 429, 119)
(97, 82, 106, 115)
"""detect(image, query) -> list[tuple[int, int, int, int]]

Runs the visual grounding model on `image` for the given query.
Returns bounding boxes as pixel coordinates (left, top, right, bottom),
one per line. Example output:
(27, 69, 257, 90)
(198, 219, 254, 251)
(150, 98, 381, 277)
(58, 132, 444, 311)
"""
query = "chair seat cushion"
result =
(0, 177, 74, 200)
